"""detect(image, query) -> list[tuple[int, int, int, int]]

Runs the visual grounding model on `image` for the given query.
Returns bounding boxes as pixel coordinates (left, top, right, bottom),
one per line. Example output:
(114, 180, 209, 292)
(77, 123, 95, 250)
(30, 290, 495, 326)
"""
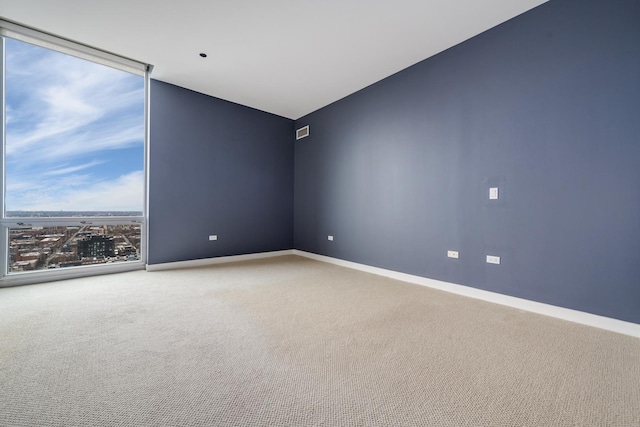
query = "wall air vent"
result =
(296, 125, 310, 140)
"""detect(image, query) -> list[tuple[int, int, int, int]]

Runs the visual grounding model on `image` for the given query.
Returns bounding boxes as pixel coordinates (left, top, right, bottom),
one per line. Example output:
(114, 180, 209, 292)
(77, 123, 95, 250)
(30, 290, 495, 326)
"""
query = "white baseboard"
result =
(144, 249, 639, 338)
(146, 249, 295, 272)
(292, 250, 640, 339)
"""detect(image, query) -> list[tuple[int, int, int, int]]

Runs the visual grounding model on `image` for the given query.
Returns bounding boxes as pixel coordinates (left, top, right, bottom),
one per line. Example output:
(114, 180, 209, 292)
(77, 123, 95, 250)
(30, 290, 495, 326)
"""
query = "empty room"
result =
(0, 0, 639, 426)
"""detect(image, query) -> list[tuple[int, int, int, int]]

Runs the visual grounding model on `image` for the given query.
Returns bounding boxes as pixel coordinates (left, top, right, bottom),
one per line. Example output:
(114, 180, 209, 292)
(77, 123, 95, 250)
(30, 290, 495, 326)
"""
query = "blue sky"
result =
(4, 38, 145, 213)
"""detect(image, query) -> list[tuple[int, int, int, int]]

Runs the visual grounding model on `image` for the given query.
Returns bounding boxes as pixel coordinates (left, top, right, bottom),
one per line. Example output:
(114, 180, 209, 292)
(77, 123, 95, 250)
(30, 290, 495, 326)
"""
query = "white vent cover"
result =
(296, 125, 310, 140)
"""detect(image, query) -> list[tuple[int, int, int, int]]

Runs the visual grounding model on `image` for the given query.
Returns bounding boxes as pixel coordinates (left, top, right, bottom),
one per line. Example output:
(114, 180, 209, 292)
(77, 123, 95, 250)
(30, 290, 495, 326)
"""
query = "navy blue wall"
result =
(294, 0, 640, 323)
(149, 80, 294, 264)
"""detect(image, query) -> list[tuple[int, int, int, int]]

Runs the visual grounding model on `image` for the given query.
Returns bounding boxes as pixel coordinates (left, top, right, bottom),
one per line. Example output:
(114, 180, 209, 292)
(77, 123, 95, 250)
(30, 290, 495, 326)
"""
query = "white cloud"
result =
(5, 41, 144, 166)
(6, 171, 144, 212)
(43, 161, 105, 176)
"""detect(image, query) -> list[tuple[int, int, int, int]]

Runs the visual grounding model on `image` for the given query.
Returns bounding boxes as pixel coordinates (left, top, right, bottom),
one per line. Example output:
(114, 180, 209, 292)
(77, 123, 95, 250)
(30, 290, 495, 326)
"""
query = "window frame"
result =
(0, 21, 150, 286)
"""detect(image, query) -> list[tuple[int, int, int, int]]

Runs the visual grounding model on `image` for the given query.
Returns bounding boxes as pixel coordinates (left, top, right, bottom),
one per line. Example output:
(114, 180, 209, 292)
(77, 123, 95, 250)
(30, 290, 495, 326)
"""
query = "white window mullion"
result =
(0, 20, 145, 76)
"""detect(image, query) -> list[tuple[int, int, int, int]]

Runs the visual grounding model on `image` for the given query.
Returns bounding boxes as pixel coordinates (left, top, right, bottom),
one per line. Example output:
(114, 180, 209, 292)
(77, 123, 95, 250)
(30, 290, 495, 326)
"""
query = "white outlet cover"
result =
(486, 255, 501, 264)
(489, 187, 499, 200)
(447, 250, 459, 259)
(328, 235, 334, 241)
(209, 235, 218, 241)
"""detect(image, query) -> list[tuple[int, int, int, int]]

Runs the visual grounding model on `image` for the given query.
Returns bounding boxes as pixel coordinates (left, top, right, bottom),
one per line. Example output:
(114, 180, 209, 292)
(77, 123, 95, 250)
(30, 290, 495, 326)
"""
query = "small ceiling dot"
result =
(199, 53, 207, 58)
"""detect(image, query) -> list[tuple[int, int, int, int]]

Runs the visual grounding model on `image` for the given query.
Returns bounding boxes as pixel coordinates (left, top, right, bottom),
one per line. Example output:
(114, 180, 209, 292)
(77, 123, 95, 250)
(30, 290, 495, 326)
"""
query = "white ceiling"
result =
(0, 0, 547, 119)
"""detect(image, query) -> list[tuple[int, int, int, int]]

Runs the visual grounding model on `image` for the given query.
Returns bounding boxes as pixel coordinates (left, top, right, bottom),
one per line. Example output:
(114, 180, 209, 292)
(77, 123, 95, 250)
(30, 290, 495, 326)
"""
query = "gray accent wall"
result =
(149, 80, 294, 264)
(294, 0, 640, 323)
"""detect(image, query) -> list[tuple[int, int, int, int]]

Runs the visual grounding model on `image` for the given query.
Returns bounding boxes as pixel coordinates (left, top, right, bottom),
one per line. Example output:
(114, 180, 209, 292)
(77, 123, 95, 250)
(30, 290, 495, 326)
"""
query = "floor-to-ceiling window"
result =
(0, 21, 149, 285)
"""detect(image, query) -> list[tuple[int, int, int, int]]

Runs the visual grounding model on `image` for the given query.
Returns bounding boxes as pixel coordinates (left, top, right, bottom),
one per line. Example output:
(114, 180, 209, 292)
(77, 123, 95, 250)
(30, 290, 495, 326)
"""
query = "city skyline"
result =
(4, 37, 145, 213)
(8, 223, 141, 273)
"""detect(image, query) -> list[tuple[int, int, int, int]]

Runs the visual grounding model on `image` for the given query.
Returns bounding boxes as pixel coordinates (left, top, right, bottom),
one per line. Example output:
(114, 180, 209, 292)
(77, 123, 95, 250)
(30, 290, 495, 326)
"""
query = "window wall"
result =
(0, 22, 149, 285)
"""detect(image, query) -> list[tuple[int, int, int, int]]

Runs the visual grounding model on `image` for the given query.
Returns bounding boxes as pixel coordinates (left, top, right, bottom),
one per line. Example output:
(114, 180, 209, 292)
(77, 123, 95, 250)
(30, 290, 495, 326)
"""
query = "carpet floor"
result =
(0, 255, 638, 426)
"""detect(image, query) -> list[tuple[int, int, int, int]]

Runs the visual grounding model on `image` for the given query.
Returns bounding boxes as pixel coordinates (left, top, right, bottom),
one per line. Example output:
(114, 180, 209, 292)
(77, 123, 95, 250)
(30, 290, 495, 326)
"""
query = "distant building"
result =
(39, 236, 63, 248)
(11, 260, 38, 272)
(16, 251, 44, 262)
(59, 261, 83, 268)
(117, 245, 137, 257)
(77, 234, 115, 259)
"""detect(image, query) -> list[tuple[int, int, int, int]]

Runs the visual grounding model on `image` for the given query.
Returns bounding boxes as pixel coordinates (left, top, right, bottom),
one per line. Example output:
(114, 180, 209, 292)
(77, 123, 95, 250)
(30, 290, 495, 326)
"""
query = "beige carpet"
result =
(0, 255, 638, 426)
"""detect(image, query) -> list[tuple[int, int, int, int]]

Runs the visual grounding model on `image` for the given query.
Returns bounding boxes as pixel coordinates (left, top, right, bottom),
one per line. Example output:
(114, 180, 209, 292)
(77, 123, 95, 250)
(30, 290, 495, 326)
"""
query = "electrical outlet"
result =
(209, 235, 218, 241)
(486, 255, 500, 264)
(447, 250, 459, 259)
(489, 187, 499, 200)
(328, 235, 334, 241)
